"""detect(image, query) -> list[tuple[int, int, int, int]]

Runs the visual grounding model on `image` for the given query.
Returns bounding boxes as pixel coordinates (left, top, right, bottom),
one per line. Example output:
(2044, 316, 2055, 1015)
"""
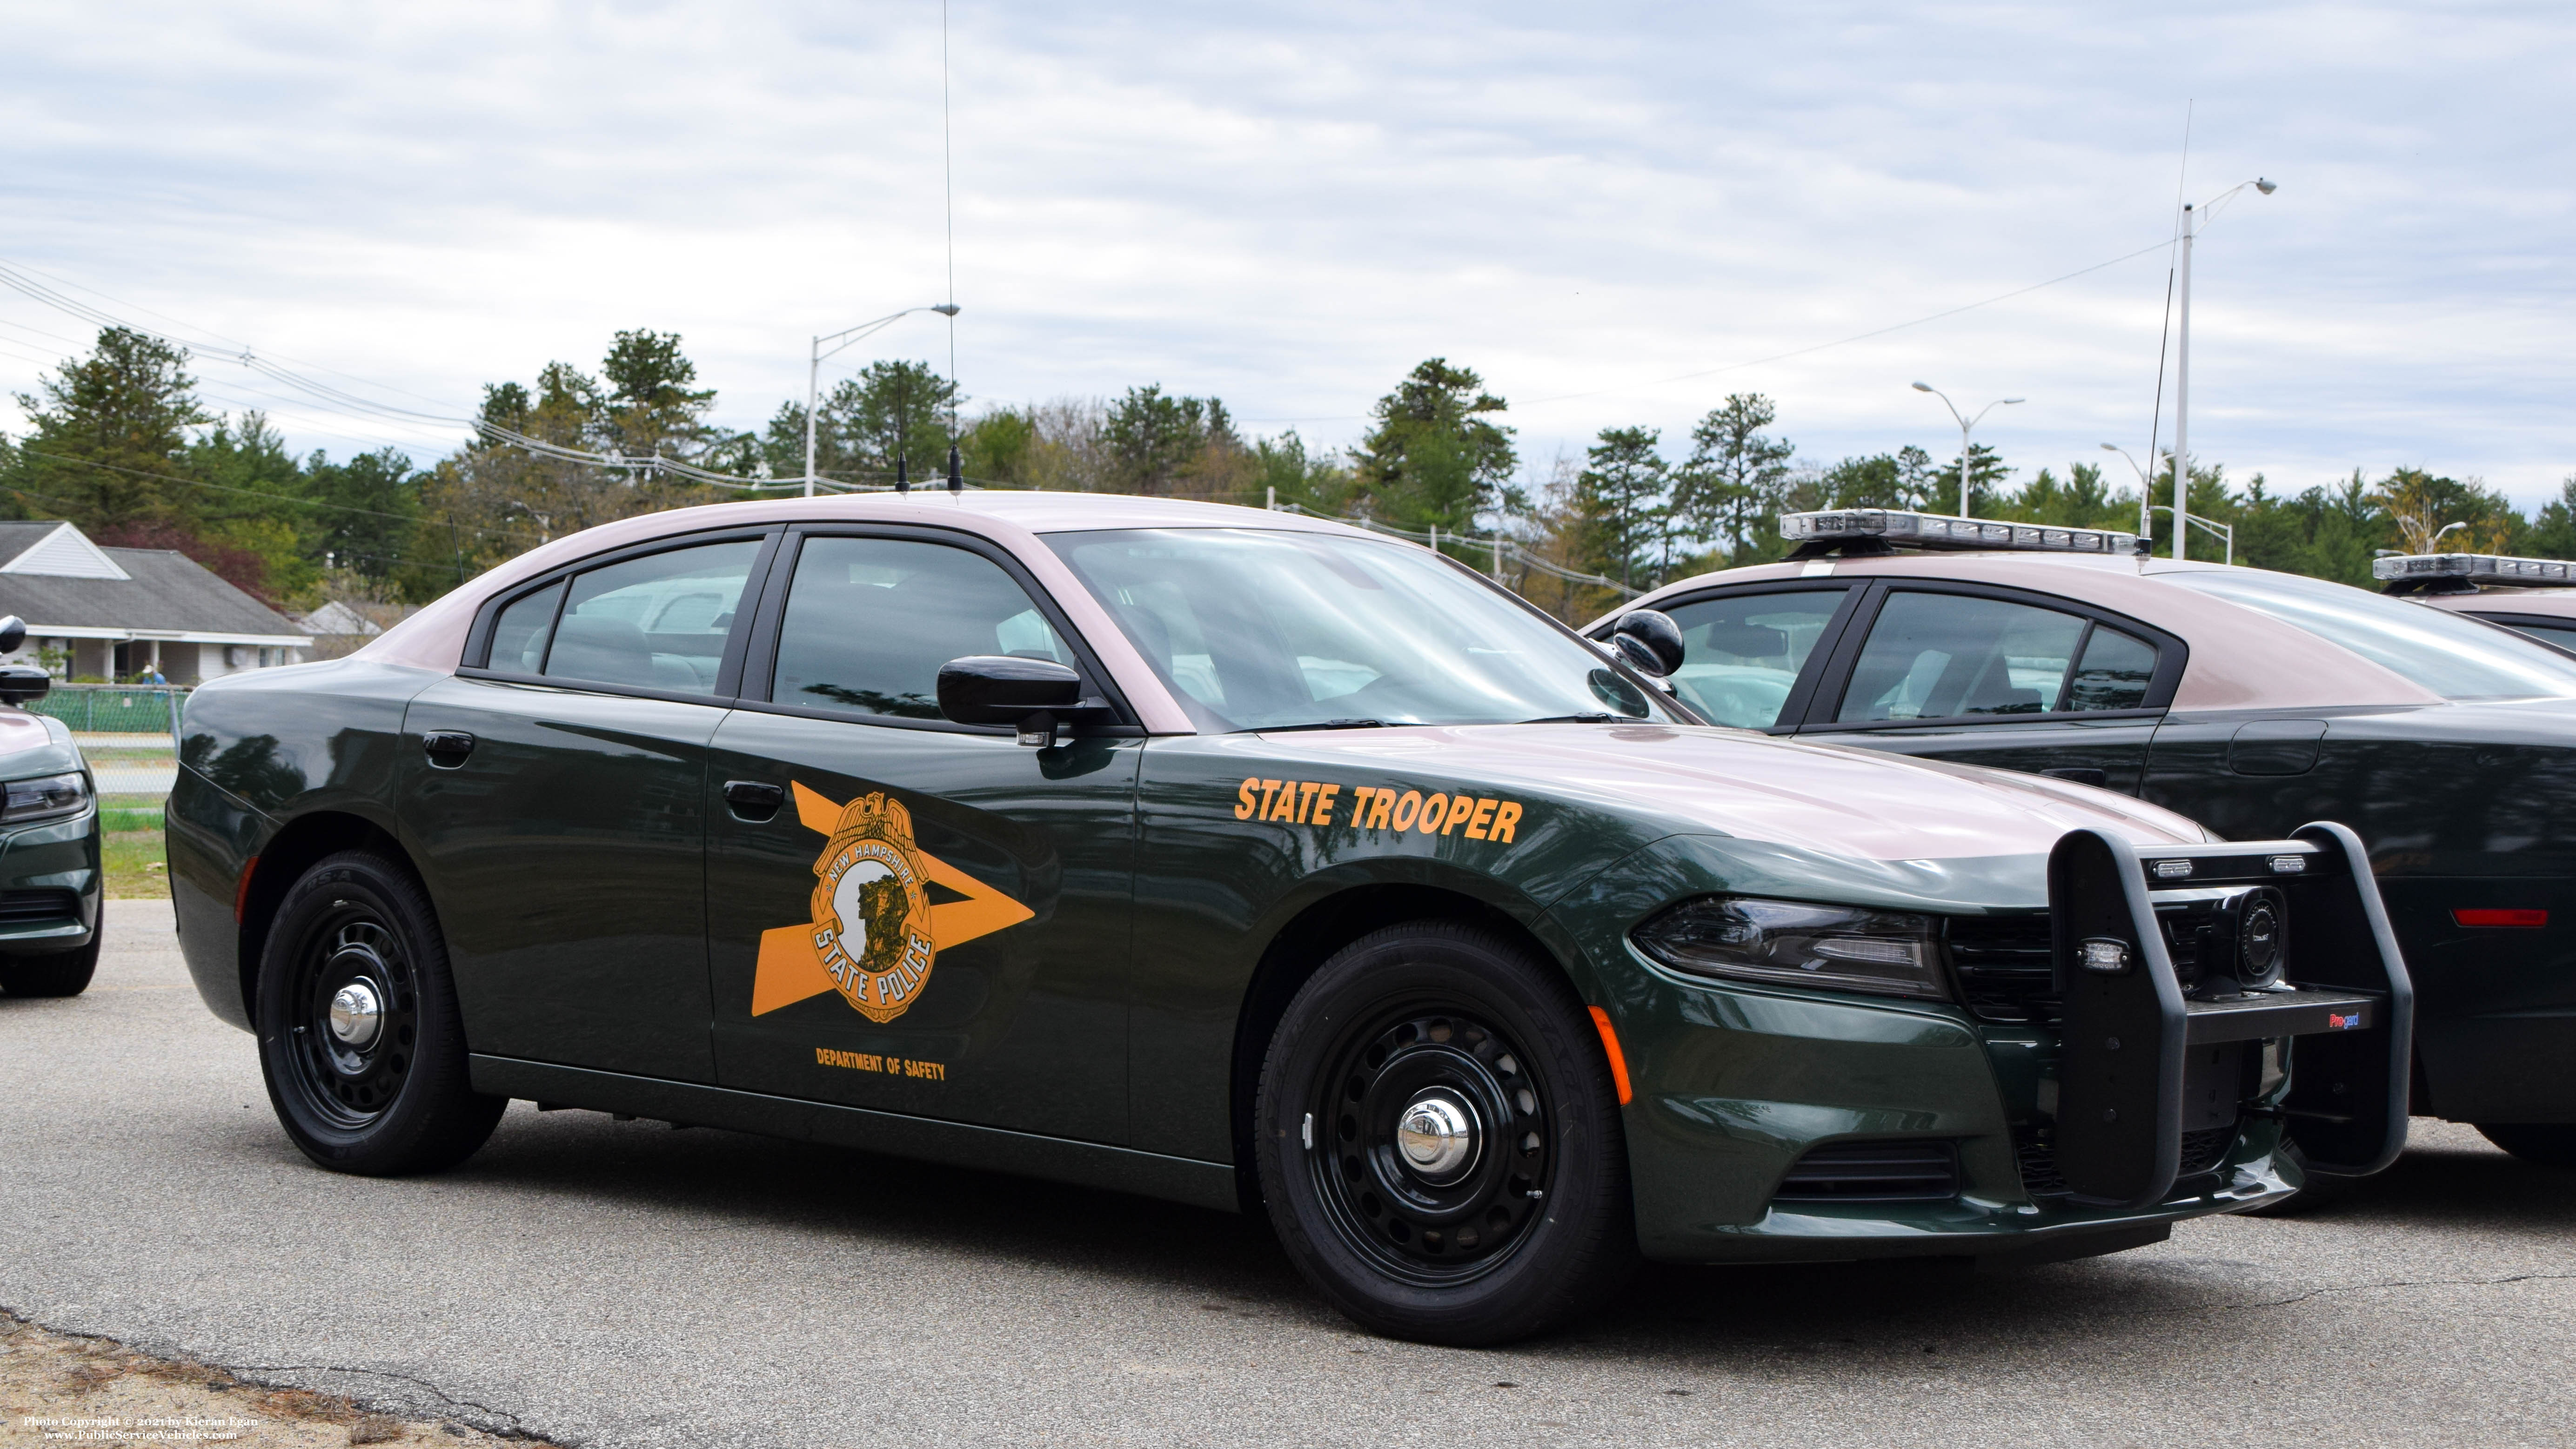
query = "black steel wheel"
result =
(256, 852, 502, 1174)
(0, 901, 100, 998)
(2476, 1122, 2576, 1167)
(1255, 921, 1635, 1345)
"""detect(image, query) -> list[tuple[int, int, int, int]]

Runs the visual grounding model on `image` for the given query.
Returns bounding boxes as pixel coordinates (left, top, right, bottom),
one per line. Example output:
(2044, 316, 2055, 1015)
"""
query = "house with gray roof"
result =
(0, 522, 313, 683)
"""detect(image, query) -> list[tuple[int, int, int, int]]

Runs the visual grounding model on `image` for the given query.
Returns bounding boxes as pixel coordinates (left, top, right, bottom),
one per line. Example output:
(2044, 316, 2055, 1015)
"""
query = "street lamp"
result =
(804, 304, 961, 497)
(1913, 382, 2024, 517)
(2100, 442, 2165, 539)
(2168, 176, 2276, 559)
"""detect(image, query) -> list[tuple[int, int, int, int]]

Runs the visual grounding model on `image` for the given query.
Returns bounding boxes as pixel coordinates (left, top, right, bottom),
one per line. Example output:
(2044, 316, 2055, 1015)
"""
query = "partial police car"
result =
(2380, 550, 2576, 655)
(0, 614, 105, 999)
(169, 494, 2404, 1345)
(1596, 510, 2576, 1176)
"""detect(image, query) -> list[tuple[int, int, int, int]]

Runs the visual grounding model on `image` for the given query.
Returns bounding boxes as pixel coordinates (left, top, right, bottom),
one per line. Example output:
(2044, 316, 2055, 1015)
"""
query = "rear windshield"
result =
(2164, 569, 2576, 701)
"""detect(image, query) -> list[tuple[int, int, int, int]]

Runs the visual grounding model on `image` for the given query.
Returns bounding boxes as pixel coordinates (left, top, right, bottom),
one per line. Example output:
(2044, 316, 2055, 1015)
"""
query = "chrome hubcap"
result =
(1395, 1092, 1480, 1184)
(327, 980, 383, 1048)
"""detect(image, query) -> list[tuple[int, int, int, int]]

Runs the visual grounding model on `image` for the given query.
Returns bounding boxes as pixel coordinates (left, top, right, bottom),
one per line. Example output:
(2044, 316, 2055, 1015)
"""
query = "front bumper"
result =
(1554, 823, 2408, 1265)
(0, 804, 102, 954)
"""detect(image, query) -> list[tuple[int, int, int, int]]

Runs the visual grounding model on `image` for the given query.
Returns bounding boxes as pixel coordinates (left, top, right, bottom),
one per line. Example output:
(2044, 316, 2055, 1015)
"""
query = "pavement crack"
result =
(224, 1362, 529, 1431)
(2209, 1268, 2576, 1313)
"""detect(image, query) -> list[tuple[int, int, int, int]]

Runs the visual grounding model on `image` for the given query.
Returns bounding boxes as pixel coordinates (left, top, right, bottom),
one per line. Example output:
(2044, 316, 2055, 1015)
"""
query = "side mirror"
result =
(937, 655, 1086, 746)
(0, 666, 51, 704)
(1608, 609, 1685, 678)
(0, 616, 24, 655)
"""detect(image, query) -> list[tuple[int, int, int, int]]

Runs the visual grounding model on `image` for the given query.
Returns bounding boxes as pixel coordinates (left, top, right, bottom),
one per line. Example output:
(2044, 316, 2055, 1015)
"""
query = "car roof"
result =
(1607, 551, 2446, 712)
(2422, 588, 2576, 621)
(354, 492, 1399, 732)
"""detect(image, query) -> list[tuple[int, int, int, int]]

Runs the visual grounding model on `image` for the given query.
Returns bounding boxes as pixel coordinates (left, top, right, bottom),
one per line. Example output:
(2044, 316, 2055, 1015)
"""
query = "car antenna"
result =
(896, 453, 910, 495)
(947, 442, 964, 494)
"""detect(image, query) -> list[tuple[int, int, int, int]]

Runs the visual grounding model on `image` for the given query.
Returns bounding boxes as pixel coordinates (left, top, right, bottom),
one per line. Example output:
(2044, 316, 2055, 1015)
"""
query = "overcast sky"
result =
(1, 1, 2569, 508)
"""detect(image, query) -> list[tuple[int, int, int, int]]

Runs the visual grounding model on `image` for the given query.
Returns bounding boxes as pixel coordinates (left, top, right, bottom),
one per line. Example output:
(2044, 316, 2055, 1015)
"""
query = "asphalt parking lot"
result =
(6, 903, 2574, 1449)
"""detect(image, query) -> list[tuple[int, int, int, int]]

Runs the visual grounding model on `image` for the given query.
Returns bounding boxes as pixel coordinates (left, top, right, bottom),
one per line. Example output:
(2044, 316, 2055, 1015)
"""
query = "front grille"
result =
(1946, 913, 2058, 1024)
(1773, 1140, 1960, 1203)
(2015, 1127, 2071, 1197)
(2178, 1125, 2236, 1179)
(2014, 1122, 2241, 1200)
(0, 888, 78, 925)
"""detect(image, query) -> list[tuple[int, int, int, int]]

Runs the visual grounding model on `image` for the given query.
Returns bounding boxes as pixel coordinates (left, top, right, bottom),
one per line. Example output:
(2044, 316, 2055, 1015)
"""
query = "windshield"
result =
(1044, 528, 1675, 731)
(2164, 568, 2576, 701)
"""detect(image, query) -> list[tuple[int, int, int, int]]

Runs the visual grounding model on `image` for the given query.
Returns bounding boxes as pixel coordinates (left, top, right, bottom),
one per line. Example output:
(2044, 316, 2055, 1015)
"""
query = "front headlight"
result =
(2, 771, 89, 824)
(1632, 895, 1948, 1000)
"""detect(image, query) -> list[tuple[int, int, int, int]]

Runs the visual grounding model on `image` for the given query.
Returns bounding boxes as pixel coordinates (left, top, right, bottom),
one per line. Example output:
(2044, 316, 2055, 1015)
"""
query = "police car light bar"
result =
(1780, 509, 2148, 557)
(2371, 552, 2576, 587)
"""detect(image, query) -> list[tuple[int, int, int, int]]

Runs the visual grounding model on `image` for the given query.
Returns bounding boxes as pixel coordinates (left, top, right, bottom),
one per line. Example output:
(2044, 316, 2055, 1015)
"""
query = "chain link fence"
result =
(23, 684, 187, 738)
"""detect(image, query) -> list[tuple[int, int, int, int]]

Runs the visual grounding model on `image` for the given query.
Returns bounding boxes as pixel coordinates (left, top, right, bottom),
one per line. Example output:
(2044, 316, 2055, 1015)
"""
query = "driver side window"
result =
(771, 536, 1069, 721)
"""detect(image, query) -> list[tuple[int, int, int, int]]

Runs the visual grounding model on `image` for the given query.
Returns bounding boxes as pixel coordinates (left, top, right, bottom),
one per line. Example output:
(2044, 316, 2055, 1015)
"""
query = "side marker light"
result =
(2453, 908, 2547, 929)
(2151, 859, 2194, 879)
(2267, 855, 2307, 874)
(1587, 1005, 1633, 1106)
(234, 856, 259, 924)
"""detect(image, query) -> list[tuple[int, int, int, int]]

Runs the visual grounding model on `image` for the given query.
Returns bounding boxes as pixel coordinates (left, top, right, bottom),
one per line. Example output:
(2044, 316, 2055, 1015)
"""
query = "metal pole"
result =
(803, 338, 820, 499)
(1959, 417, 1973, 518)
(2172, 203, 2194, 561)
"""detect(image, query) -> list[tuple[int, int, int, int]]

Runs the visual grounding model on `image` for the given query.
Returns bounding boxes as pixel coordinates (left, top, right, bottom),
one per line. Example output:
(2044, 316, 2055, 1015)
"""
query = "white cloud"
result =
(1, 0, 2569, 504)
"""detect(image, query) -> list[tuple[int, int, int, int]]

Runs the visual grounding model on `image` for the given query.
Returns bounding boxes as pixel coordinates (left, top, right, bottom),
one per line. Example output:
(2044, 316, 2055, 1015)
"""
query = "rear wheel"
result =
(2476, 1123, 2576, 1167)
(255, 851, 502, 1174)
(0, 903, 100, 997)
(1254, 921, 1636, 1345)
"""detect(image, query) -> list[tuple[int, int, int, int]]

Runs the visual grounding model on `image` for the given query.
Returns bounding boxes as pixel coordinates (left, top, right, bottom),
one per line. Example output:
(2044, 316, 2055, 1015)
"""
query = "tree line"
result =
(2, 324, 2568, 631)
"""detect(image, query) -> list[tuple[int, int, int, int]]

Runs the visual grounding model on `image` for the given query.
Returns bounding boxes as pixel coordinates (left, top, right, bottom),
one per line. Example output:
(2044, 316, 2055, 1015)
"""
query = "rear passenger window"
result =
(541, 540, 760, 695)
(1836, 591, 2161, 723)
(2067, 626, 2158, 711)
(487, 581, 563, 674)
(772, 537, 1068, 720)
(1657, 588, 1849, 728)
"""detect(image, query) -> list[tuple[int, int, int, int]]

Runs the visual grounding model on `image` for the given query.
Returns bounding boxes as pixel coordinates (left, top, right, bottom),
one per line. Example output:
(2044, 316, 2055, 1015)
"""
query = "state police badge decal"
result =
(748, 781, 1034, 1024)
(810, 792, 937, 1023)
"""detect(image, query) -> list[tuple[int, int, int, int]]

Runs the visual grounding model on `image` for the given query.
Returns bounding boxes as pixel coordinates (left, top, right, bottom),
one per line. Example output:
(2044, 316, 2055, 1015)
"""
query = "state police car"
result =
(170, 493, 2402, 1343)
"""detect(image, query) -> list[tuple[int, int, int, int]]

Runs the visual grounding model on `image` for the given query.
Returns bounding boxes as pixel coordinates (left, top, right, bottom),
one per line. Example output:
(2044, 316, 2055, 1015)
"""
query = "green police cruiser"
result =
(0, 613, 104, 999)
(168, 493, 2408, 1344)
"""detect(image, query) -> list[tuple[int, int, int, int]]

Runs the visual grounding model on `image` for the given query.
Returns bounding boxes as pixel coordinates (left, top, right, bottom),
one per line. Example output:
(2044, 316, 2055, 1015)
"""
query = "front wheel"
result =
(2476, 1122, 2576, 1166)
(255, 851, 502, 1175)
(1253, 921, 1637, 1345)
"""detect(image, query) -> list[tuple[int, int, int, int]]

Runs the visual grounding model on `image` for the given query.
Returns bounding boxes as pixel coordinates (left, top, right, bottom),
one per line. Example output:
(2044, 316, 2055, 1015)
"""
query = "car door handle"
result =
(422, 731, 476, 768)
(2041, 766, 2108, 788)
(723, 779, 785, 822)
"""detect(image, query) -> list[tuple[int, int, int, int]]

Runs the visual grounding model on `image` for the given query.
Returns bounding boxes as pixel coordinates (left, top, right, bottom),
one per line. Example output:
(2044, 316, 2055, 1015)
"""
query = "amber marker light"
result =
(1587, 1006, 1633, 1105)
(2454, 908, 2548, 929)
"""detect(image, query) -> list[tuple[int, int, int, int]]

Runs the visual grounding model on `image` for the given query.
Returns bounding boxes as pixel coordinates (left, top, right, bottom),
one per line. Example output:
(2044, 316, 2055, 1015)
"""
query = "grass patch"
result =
(104, 829, 167, 899)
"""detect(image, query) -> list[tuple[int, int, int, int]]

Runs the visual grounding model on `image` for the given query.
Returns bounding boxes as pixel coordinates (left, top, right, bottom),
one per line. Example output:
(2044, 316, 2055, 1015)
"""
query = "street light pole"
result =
(2166, 176, 2275, 559)
(1912, 383, 2024, 517)
(804, 303, 961, 497)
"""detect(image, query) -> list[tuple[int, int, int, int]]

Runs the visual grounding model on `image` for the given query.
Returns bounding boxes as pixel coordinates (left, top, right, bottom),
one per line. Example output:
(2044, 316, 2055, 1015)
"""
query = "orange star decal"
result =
(750, 782, 1034, 1021)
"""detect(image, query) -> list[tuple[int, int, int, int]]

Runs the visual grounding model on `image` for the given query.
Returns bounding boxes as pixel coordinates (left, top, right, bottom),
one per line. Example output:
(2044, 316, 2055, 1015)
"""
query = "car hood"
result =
(1256, 721, 2211, 863)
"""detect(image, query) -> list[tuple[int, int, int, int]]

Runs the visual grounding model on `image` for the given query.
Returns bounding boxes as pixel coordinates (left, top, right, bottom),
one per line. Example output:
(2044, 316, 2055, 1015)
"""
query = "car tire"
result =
(1253, 920, 1638, 1345)
(255, 851, 502, 1175)
(0, 902, 101, 997)
(2475, 1122, 2576, 1167)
